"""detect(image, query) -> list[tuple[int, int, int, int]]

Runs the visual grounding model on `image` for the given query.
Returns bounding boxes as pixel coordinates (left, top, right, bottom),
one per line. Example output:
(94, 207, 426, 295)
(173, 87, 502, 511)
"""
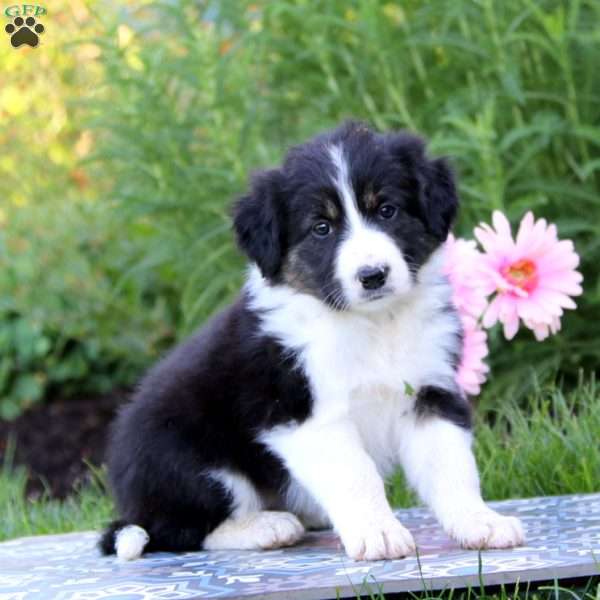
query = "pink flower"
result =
(474, 211, 583, 340)
(456, 316, 490, 396)
(443, 234, 490, 395)
(443, 234, 489, 321)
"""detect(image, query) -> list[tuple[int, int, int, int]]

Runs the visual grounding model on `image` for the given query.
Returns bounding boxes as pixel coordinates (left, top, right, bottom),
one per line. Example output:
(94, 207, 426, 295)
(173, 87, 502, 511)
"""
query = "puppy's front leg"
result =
(400, 388, 524, 549)
(264, 419, 415, 560)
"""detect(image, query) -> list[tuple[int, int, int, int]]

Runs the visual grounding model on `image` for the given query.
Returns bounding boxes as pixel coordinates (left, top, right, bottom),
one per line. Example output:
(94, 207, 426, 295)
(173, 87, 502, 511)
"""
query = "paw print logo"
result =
(5, 16, 45, 48)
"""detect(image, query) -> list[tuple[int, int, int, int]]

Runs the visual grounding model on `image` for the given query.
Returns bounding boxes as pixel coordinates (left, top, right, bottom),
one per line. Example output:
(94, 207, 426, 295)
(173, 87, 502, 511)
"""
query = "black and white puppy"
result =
(100, 122, 524, 561)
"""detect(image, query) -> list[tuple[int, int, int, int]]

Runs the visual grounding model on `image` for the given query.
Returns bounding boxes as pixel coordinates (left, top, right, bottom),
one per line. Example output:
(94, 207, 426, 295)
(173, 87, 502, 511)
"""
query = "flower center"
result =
(501, 258, 538, 293)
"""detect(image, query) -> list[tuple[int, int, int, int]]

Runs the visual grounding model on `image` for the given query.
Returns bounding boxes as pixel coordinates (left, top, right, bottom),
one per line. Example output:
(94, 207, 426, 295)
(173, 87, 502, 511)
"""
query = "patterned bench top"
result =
(1, 493, 599, 599)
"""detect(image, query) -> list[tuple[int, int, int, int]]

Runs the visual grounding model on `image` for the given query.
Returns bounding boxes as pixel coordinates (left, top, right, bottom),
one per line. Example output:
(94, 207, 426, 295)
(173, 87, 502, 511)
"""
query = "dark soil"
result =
(0, 390, 129, 499)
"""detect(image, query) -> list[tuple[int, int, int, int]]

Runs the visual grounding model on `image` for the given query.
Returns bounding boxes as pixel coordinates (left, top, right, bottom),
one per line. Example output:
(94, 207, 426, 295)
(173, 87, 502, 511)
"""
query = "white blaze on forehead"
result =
(328, 144, 413, 307)
(328, 144, 362, 230)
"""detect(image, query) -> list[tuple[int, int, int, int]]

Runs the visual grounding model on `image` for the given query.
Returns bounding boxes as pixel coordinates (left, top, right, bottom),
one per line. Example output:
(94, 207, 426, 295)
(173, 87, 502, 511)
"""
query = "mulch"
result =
(0, 390, 129, 499)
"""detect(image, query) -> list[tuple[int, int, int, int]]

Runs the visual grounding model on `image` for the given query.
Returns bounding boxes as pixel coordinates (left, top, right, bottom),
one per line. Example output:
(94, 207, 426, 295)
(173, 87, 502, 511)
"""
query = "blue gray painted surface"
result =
(1, 493, 599, 599)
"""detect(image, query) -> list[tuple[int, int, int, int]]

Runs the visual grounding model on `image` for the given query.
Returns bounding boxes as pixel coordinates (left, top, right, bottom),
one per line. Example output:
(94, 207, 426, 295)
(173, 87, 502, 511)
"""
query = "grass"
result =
(389, 376, 600, 507)
(2, 378, 598, 540)
(476, 378, 600, 500)
(0, 380, 598, 597)
(0, 462, 113, 543)
(350, 577, 600, 600)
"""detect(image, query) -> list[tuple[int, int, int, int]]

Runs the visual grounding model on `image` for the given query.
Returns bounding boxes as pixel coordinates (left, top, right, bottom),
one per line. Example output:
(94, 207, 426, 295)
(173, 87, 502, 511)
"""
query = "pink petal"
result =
(483, 297, 501, 328)
(534, 289, 578, 310)
(532, 322, 550, 341)
(516, 211, 534, 244)
(492, 210, 513, 239)
(503, 312, 520, 340)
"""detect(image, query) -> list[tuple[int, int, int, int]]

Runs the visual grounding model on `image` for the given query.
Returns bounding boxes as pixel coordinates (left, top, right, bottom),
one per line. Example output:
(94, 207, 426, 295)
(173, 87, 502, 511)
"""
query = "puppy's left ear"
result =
(417, 156, 458, 241)
(387, 133, 458, 241)
(232, 168, 286, 279)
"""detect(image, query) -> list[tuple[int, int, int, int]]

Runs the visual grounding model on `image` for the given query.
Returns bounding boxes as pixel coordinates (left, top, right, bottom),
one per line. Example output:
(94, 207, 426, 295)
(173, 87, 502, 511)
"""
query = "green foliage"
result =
(476, 376, 600, 499)
(390, 377, 600, 506)
(0, 200, 176, 418)
(2, 0, 600, 416)
(0, 1, 176, 418)
(92, 0, 600, 394)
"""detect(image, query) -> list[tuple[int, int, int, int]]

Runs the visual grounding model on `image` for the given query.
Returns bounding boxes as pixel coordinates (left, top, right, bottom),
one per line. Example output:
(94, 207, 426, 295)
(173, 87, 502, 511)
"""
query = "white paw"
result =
(203, 511, 305, 551)
(340, 516, 416, 561)
(446, 509, 525, 550)
(253, 511, 306, 549)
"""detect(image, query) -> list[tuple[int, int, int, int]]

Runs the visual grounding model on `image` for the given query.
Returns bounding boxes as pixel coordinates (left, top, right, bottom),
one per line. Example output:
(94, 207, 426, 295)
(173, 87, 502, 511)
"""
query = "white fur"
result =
(203, 469, 306, 550)
(283, 479, 331, 530)
(203, 511, 305, 551)
(209, 468, 327, 529)
(398, 415, 524, 549)
(248, 242, 523, 558)
(248, 247, 465, 559)
(261, 417, 416, 560)
(115, 525, 149, 561)
(209, 468, 263, 518)
(328, 144, 361, 230)
(329, 144, 412, 309)
(248, 247, 458, 433)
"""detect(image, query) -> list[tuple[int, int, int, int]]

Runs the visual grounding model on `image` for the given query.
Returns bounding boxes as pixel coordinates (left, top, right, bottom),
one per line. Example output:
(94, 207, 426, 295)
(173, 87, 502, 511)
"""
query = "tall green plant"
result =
(0, 0, 176, 418)
(91, 0, 600, 396)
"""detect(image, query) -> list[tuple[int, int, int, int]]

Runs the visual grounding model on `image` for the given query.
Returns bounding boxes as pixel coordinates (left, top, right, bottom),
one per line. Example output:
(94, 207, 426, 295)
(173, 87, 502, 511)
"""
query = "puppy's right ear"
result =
(232, 169, 286, 279)
(386, 132, 458, 242)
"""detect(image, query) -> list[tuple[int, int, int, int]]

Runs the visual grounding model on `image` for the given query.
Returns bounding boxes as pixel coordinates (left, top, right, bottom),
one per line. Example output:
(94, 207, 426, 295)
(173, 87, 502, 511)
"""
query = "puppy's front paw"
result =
(341, 516, 416, 561)
(447, 509, 524, 550)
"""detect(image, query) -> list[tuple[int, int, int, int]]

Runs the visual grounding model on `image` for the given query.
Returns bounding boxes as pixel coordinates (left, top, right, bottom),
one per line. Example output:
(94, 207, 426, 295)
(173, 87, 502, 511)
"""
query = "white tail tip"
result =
(115, 525, 149, 561)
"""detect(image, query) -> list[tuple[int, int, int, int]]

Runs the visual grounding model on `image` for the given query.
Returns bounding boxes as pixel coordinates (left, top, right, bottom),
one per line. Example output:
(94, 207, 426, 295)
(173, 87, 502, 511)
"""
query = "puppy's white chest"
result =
(310, 299, 452, 401)
(349, 386, 413, 476)
(338, 324, 425, 476)
(249, 260, 459, 418)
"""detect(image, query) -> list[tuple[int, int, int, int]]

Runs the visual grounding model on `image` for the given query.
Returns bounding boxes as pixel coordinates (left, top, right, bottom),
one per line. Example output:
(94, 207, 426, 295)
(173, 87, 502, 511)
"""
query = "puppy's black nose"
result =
(357, 265, 389, 290)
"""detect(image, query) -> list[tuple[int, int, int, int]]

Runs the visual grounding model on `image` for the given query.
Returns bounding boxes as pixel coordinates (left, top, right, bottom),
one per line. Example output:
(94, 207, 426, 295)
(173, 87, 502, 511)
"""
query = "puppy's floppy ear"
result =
(417, 156, 458, 241)
(387, 133, 459, 241)
(232, 168, 286, 279)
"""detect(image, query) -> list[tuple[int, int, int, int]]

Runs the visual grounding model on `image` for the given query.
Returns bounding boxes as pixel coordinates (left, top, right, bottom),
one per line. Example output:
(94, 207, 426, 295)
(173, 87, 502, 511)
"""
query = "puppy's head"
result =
(234, 121, 458, 311)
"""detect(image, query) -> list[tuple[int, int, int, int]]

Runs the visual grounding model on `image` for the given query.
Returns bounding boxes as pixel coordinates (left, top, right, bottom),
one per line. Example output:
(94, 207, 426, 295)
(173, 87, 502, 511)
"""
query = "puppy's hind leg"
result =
(204, 511, 305, 550)
(203, 469, 305, 551)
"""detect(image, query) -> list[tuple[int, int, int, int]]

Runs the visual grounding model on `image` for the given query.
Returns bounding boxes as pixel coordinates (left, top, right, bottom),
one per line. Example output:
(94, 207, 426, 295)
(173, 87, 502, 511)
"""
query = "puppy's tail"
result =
(99, 520, 150, 561)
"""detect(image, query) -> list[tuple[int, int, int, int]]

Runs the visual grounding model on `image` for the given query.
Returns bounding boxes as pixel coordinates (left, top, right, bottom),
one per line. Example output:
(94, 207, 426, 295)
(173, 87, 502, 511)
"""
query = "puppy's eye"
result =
(378, 204, 397, 219)
(312, 221, 332, 237)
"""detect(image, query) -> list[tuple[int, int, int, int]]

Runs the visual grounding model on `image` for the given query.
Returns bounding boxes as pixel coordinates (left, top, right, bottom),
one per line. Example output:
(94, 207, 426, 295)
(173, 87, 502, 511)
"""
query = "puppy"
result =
(100, 122, 524, 561)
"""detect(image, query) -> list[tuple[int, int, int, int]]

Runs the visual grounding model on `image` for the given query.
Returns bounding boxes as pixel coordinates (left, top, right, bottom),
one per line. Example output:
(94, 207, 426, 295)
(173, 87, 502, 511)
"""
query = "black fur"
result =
(441, 300, 465, 372)
(415, 386, 472, 429)
(99, 519, 127, 555)
(233, 121, 458, 306)
(101, 297, 312, 554)
(385, 130, 458, 242)
(233, 169, 286, 279)
(100, 121, 465, 556)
